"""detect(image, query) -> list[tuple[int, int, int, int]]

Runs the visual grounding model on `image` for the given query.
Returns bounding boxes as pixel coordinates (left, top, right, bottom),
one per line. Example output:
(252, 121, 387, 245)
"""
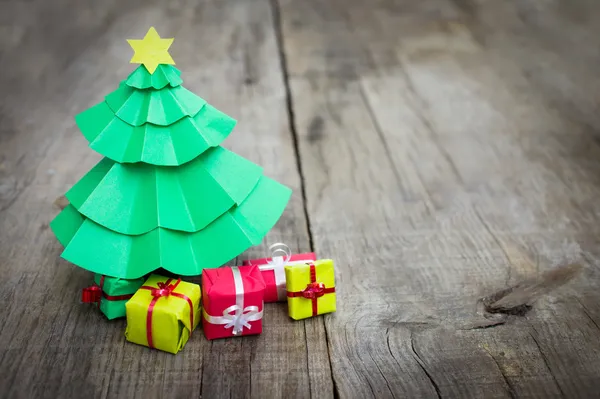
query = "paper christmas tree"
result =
(50, 27, 292, 279)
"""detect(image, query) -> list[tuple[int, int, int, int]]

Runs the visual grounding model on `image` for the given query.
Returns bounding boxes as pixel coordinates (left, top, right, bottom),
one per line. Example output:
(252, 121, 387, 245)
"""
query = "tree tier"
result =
(51, 176, 292, 279)
(125, 65, 183, 90)
(66, 146, 263, 235)
(105, 82, 205, 126)
(76, 64, 236, 166)
(76, 101, 235, 166)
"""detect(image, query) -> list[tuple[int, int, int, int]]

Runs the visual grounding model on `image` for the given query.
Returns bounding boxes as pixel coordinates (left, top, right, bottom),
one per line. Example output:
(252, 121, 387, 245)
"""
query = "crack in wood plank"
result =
(480, 344, 516, 398)
(198, 340, 209, 397)
(302, 321, 313, 397)
(344, 327, 377, 398)
(324, 320, 342, 399)
(575, 298, 600, 332)
(270, 0, 314, 251)
(409, 330, 442, 399)
(385, 328, 401, 368)
(367, 348, 395, 399)
(528, 330, 566, 398)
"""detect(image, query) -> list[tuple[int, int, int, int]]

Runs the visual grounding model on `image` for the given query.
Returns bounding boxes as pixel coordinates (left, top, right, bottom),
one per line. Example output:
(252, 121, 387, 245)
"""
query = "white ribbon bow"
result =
(259, 243, 307, 301)
(203, 266, 264, 335)
(265, 243, 292, 267)
(221, 305, 262, 335)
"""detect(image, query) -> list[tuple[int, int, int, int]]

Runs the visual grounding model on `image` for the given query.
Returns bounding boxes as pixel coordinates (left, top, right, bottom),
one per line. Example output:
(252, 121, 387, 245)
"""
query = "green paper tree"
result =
(50, 42, 291, 279)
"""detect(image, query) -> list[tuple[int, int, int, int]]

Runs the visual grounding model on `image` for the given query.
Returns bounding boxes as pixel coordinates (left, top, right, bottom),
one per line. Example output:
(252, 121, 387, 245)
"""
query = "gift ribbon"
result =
(203, 267, 263, 335)
(81, 286, 102, 307)
(260, 243, 291, 301)
(287, 263, 335, 316)
(251, 243, 312, 301)
(81, 275, 135, 307)
(140, 278, 194, 349)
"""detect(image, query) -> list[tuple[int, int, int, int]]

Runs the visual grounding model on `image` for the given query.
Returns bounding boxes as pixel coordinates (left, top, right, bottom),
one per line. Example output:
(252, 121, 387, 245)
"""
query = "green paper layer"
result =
(51, 176, 292, 279)
(105, 82, 206, 126)
(94, 273, 144, 320)
(75, 102, 235, 166)
(50, 205, 85, 246)
(65, 147, 263, 235)
(126, 65, 183, 90)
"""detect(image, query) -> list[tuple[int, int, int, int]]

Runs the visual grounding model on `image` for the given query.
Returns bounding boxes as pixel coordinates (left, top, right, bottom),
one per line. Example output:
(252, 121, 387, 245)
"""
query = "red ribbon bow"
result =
(287, 263, 335, 316)
(140, 278, 194, 349)
(150, 281, 177, 298)
(81, 275, 135, 308)
(302, 282, 326, 299)
(81, 285, 102, 306)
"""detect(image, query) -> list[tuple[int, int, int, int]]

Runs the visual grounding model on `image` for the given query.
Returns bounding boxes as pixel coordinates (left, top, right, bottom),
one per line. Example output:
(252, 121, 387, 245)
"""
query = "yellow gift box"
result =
(285, 259, 336, 320)
(125, 274, 201, 354)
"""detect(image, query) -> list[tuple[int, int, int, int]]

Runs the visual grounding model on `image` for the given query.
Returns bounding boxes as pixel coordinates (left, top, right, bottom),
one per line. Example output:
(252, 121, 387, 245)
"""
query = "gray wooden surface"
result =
(2, 0, 600, 397)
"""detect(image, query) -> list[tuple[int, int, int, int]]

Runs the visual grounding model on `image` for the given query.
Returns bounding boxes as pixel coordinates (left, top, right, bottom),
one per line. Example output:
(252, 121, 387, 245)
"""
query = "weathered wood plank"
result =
(0, 0, 331, 398)
(4, 0, 600, 396)
(278, 0, 600, 397)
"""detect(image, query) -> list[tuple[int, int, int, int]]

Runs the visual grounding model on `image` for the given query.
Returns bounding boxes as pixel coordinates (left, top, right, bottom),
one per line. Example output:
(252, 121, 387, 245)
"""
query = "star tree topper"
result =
(127, 27, 175, 74)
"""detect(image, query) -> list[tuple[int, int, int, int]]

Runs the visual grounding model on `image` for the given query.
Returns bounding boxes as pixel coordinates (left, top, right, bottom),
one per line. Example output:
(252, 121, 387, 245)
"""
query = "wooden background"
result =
(2, 0, 600, 397)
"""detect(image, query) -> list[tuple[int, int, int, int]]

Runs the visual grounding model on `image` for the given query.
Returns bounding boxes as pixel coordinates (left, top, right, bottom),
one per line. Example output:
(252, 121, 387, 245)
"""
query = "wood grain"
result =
(0, 0, 329, 398)
(2, 0, 600, 397)
(277, 0, 600, 397)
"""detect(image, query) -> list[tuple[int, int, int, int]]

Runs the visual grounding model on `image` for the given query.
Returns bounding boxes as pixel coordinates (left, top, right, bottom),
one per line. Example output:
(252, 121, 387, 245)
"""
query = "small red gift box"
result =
(243, 245, 316, 302)
(202, 265, 265, 340)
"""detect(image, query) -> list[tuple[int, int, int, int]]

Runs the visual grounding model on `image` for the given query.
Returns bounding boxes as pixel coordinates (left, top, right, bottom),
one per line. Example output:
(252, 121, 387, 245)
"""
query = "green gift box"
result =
(81, 274, 145, 319)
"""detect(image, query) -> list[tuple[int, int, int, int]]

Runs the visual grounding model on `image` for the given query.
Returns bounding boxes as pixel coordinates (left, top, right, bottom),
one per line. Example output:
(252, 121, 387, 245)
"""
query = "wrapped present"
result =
(202, 265, 265, 340)
(125, 274, 200, 354)
(285, 260, 336, 320)
(81, 274, 144, 319)
(243, 243, 316, 302)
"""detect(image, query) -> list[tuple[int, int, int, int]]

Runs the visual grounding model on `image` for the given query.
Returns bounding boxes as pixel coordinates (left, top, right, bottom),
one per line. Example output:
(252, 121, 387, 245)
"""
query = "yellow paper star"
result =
(127, 27, 175, 74)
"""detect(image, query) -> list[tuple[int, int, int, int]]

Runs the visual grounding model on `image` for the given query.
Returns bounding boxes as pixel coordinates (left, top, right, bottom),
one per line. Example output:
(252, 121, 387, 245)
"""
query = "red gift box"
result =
(202, 265, 265, 340)
(243, 252, 317, 302)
